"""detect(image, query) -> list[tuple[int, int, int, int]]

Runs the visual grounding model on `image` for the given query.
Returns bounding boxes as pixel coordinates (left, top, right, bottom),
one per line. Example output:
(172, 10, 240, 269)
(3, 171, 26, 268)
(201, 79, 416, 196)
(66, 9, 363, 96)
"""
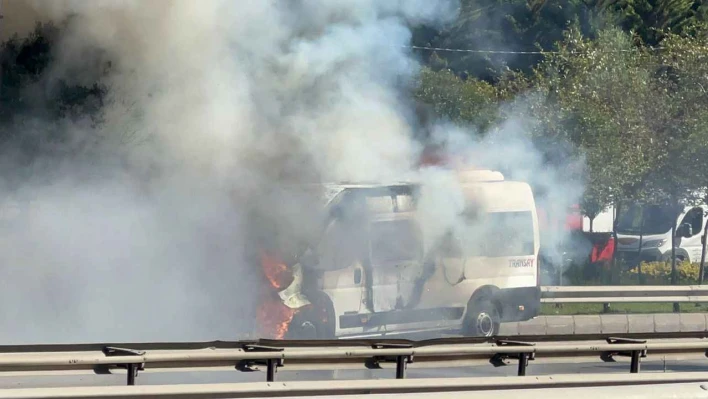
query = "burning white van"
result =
(256, 168, 541, 339)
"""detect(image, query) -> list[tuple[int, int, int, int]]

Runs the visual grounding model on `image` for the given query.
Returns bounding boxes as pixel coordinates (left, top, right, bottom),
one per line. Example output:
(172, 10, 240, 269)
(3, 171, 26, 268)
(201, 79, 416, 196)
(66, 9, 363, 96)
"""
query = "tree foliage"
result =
(0, 22, 108, 188)
(2, 10, 708, 216)
(412, 0, 707, 79)
(412, 0, 603, 80)
(603, 0, 708, 45)
(415, 23, 708, 217)
(414, 67, 499, 131)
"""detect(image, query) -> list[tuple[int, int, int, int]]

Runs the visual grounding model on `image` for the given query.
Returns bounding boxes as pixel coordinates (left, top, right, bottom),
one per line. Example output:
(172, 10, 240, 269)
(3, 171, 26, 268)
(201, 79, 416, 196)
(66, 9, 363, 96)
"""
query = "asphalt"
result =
(0, 358, 706, 389)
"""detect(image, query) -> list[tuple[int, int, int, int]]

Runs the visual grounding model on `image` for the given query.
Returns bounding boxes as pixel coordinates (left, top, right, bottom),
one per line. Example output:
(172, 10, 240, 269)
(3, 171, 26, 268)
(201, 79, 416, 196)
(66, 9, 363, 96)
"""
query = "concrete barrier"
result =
(503, 313, 708, 335)
(627, 314, 655, 333)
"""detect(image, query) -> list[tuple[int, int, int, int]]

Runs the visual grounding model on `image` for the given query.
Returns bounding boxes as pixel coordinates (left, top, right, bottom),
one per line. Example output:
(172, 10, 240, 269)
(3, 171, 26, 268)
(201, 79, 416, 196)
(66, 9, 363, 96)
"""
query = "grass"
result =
(541, 302, 708, 315)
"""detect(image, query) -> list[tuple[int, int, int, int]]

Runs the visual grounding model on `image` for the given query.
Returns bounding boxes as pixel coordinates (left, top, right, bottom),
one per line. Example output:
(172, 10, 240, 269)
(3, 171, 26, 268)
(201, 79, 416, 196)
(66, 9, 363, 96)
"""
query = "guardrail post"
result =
(493, 340, 535, 376)
(102, 347, 146, 386)
(603, 337, 647, 374)
(518, 352, 529, 376)
(630, 350, 641, 373)
(126, 363, 137, 385)
(239, 344, 284, 382)
(371, 343, 414, 379)
(266, 359, 277, 382)
(395, 355, 407, 379)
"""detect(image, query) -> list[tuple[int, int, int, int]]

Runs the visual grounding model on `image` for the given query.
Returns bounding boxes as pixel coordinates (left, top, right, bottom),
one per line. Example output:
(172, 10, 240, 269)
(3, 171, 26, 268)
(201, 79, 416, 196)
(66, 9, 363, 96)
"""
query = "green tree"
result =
(601, 0, 707, 45)
(531, 27, 661, 218)
(414, 67, 500, 131)
(412, 0, 706, 81)
(0, 22, 108, 188)
(411, 0, 606, 80)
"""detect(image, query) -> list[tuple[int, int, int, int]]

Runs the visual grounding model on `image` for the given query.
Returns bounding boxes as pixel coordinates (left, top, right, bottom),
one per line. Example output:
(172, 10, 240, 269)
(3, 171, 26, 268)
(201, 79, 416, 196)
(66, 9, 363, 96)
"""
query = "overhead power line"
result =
(404, 45, 686, 55)
(407, 45, 551, 54)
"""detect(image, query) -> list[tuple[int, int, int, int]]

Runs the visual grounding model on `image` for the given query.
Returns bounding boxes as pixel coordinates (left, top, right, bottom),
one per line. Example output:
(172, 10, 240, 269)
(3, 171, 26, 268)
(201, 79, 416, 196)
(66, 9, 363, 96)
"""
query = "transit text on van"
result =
(509, 259, 535, 268)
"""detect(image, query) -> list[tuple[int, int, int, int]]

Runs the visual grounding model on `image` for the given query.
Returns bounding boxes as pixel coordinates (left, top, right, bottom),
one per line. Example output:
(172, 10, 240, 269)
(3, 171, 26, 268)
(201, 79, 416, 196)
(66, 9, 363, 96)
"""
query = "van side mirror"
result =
(677, 223, 693, 238)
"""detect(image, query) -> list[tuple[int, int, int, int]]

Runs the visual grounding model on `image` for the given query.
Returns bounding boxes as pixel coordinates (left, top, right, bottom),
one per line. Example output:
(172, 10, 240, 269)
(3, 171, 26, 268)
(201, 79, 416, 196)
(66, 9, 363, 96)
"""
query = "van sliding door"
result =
(368, 219, 424, 313)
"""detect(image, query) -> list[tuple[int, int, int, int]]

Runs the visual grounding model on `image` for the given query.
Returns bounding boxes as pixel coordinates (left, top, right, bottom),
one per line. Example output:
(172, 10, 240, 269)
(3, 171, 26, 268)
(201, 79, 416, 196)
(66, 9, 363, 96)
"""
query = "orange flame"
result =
(260, 252, 294, 291)
(256, 297, 297, 340)
(257, 251, 298, 339)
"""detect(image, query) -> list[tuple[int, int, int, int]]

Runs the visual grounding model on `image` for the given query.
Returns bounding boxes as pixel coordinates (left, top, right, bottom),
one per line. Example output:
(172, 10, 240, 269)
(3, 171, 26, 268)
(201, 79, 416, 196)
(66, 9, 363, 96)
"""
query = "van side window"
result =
(317, 194, 369, 271)
(680, 207, 704, 237)
(440, 210, 535, 258)
(483, 211, 535, 257)
(318, 218, 368, 270)
(369, 220, 423, 266)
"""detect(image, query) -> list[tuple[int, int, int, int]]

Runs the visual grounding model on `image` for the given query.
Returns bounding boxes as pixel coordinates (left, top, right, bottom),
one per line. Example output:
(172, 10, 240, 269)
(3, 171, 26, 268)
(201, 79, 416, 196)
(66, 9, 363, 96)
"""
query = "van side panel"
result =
(412, 181, 541, 324)
(310, 177, 542, 338)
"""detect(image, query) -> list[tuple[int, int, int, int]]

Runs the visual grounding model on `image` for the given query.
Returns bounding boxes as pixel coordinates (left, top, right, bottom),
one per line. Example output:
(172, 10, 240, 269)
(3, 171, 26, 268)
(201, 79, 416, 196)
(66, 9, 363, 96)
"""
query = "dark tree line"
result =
(1, 6, 707, 215)
(0, 22, 108, 189)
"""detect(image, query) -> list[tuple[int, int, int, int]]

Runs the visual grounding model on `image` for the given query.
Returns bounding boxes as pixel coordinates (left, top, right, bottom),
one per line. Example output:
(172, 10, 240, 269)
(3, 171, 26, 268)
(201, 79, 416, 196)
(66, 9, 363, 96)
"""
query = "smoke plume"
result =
(0, 0, 583, 344)
(0, 0, 458, 343)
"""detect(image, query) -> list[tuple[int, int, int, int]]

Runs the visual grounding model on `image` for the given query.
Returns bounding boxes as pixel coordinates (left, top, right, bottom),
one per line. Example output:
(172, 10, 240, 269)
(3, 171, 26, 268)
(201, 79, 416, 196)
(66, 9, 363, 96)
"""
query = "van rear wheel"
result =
(463, 298, 500, 337)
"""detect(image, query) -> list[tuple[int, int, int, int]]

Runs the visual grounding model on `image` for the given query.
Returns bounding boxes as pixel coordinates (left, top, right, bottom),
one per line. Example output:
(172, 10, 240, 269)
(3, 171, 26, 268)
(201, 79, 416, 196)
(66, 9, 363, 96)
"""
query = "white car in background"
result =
(614, 203, 708, 266)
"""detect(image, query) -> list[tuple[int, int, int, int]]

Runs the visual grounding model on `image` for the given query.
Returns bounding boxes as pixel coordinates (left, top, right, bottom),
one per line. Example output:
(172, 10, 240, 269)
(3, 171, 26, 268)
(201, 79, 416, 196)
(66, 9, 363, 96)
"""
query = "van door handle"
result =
(354, 269, 362, 285)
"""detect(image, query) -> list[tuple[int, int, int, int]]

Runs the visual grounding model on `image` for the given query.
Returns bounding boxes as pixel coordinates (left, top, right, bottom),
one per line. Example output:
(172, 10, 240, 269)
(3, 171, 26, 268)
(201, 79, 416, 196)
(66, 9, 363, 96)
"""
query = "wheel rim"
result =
(476, 312, 494, 336)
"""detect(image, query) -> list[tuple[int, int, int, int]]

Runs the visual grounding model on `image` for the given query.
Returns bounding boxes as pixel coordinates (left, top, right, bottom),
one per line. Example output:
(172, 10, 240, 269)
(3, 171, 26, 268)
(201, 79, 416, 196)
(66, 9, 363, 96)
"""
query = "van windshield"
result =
(616, 204, 682, 235)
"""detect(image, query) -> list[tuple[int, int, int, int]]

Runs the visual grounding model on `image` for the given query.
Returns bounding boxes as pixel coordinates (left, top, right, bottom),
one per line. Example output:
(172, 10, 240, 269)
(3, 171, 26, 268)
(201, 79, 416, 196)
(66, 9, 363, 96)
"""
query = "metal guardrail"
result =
(0, 335, 705, 386)
(541, 285, 708, 303)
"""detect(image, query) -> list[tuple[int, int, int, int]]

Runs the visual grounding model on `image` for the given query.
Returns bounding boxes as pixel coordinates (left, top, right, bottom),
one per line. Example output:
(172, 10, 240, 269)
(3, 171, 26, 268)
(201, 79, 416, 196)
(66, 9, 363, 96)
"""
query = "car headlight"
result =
(642, 239, 666, 248)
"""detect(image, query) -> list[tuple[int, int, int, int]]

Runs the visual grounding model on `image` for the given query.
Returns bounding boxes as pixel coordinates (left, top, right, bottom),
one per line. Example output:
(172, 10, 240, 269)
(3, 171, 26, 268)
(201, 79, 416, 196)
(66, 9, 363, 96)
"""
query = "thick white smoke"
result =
(415, 111, 585, 273)
(0, 0, 583, 344)
(32, 0, 461, 183)
(0, 0, 458, 343)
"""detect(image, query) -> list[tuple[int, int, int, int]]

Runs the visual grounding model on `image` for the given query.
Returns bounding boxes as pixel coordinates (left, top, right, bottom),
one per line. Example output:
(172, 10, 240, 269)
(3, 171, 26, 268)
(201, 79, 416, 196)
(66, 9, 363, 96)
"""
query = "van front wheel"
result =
(462, 298, 500, 337)
(285, 300, 335, 340)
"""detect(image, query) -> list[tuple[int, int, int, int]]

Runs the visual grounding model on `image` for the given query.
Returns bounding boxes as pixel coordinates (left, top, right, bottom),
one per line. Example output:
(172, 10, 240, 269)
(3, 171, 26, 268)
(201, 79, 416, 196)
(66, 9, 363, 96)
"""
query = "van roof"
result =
(321, 169, 504, 189)
(318, 170, 521, 207)
(321, 183, 413, 205)
(456, 169, 505, 182)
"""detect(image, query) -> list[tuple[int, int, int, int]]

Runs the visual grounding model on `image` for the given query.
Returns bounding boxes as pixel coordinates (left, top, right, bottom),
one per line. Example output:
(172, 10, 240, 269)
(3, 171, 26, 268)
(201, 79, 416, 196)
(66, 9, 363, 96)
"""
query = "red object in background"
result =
(537, 204, 583, 233)
(591, 236, 615, 263)
(419, 147, 447, 167)
(417, 146, 469, 169)
(536, 206, 552, 233)
(565, 204, 583, 231)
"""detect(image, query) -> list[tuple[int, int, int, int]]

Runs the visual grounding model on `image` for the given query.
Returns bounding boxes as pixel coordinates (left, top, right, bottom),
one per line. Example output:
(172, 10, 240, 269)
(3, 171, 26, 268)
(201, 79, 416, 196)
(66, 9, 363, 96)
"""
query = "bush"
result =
(562, 260, 608, 286)
(561, 258, 702, 286)
(622, 260, 700, 285)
